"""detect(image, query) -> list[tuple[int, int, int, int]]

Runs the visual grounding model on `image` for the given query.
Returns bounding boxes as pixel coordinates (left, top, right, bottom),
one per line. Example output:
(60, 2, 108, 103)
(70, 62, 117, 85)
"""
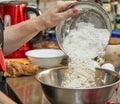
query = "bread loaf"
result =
(32, 40, 60, 49)
(109, 37, 120, 45)
(4, 60, 39, 77)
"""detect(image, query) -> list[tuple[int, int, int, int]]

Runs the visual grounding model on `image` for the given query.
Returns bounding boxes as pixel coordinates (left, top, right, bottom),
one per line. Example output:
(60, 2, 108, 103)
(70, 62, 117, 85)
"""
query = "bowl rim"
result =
(35, 66, 120, 90)
(25, 48, 65, 58)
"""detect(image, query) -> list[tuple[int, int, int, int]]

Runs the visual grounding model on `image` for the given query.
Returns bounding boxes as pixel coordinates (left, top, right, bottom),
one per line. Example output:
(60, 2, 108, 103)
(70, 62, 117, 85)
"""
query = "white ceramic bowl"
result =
(25, 49, 65, 68)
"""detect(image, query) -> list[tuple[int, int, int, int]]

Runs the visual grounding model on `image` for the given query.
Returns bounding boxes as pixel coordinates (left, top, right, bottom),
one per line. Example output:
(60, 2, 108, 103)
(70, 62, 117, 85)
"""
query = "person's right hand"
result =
(3, 1, 78, 56)
(39, 1, 78, 28)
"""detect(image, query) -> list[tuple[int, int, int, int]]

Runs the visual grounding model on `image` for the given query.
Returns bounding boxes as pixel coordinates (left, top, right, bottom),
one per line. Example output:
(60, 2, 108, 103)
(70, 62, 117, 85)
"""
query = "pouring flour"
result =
(61, 22, 111, 88)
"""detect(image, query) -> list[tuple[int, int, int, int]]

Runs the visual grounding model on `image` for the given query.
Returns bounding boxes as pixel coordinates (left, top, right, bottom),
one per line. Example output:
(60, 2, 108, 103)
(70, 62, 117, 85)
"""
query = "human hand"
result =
(40, 1, 78, 28)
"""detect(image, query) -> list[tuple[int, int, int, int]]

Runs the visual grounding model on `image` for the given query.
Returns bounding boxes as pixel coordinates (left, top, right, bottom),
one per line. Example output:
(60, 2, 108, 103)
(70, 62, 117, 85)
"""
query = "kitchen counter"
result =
(7, 75, 51, 104)
(6, 74, 120, 104)
(5, 58, 66, 104)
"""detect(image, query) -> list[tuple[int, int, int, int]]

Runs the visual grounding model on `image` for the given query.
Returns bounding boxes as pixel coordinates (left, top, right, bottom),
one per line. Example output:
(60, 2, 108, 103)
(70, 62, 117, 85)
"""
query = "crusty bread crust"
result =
(109, 37, 120, 45)
(4, 60, 39, 77)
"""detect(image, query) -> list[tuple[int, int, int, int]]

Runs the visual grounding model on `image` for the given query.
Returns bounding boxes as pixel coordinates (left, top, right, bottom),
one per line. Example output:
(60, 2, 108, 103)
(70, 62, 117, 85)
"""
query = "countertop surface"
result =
(7, 75, 51, 104)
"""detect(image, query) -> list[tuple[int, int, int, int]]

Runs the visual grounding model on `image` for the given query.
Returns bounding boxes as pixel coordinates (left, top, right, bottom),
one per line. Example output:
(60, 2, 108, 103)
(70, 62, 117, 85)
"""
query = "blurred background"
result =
(1, 0, 120, 69)
(0, 0, 118, 29)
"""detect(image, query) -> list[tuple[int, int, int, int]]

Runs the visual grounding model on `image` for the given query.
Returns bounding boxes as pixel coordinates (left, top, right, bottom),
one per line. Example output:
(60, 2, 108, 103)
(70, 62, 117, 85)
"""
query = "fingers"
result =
(59, 8, 78, 20)
(54, 1, 78, 13)
(53, 1, 78, 20)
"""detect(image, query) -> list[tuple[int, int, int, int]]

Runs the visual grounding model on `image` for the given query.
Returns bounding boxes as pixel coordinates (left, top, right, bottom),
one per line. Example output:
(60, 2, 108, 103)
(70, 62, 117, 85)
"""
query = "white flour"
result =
(63, 22, 110, 60)
(61, 22, 110, 88)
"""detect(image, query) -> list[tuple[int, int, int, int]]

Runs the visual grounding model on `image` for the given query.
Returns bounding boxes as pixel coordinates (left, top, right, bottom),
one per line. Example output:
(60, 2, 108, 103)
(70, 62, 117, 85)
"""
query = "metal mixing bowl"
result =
(35, 67, 120, 104)
(56, 1, 112, 53)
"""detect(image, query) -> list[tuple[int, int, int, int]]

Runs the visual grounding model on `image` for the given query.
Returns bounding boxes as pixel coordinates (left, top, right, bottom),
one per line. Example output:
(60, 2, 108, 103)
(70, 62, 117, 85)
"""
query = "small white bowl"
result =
(25, 49, 65, 68)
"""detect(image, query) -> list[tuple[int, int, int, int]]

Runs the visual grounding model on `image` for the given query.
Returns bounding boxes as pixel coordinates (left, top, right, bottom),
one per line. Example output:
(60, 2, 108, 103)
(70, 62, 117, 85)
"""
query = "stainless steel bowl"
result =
(35, 67, 120, 104)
